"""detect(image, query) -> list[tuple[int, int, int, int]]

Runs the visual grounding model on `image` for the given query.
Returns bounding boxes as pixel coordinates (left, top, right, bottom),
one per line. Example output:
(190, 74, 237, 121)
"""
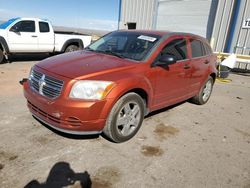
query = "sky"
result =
(0, 0, 120, 30)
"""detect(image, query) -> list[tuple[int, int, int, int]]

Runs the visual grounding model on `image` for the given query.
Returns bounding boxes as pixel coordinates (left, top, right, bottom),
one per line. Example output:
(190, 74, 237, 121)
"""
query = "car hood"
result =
(37, 50, 136, 80)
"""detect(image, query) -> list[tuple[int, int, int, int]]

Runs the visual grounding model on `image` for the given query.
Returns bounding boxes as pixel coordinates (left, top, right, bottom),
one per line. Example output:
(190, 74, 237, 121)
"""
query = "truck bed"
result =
(54, 30, 88, 36)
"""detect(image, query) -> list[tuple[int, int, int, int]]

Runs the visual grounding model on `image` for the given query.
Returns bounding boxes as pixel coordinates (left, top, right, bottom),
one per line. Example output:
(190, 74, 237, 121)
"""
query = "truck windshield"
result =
(86, 31, 161, 61)
(0, 18, 20, 29)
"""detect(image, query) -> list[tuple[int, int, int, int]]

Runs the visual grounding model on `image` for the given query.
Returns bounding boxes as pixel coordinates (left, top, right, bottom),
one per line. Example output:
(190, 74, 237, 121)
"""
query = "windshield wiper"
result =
(85, 47, 95, 52)
(102, 50, 125, 59)
(85, 48, 125, 59)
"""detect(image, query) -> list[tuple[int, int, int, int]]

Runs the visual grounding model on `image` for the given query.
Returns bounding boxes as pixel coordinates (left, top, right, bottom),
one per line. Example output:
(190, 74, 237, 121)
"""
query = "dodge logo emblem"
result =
(38, 74, 46, 95)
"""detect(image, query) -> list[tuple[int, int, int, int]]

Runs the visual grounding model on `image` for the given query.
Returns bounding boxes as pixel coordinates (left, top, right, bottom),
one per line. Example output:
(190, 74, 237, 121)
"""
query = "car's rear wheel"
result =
(65, 45, 79, 53)
(103, 92, 145, 143)
(0, 49, 4, 64)
(191, 76, 214, 105)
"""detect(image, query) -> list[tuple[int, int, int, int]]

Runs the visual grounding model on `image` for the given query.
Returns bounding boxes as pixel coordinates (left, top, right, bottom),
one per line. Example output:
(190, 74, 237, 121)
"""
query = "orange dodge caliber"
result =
(22, 30, 217, 142)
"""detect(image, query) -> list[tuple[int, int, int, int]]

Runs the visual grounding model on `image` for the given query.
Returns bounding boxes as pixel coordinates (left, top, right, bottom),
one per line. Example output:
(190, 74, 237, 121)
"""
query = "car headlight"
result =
(28, 66, 34, 81)
(69, 80, 115, 100)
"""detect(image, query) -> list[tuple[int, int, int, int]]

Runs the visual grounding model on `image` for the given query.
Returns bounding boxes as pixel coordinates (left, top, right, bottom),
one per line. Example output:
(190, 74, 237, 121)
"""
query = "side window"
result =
(190, 39, 205, 58)
(10, 21, 35, 32)
(204, 43, 212, 55)
(39, 22, 50, 33)
(161, 38, 187, 61)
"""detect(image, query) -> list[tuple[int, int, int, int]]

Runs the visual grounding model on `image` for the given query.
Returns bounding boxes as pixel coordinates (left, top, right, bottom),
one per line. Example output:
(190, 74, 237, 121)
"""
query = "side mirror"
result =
(155, 54, 177, 66)
(10, 27, 19, 33)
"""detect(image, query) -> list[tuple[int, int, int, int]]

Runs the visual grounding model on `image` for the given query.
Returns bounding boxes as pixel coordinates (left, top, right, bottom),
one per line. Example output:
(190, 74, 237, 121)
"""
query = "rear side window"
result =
(161, 38, 188, 61)
(204, 43, 212, 55)
(190, 39, 205, 58)
(11, 21, 35, 32)
(39, 22, 50, 32)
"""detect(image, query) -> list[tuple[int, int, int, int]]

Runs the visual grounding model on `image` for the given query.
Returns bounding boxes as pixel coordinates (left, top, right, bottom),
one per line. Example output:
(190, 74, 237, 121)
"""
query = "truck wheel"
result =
(191, 76, 214, 105)
(103, 93, 145, 143)
(65, 45, 79, 53)
(0, 49, 4, 64)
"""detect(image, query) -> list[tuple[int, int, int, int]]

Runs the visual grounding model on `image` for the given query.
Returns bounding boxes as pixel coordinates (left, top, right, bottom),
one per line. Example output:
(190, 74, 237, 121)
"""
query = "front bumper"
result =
(23, 80, 113, 134)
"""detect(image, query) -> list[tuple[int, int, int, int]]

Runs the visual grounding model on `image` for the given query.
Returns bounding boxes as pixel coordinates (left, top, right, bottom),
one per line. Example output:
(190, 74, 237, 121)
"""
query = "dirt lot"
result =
(0, 58, 250, 188)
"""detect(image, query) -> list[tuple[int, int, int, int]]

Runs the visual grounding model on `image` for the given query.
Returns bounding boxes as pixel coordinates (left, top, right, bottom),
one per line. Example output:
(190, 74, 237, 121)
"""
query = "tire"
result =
(191, 76, 214, 105)
(103, 92, 145, 143)
(65, 45, 79, 53)
(0, 49, 4, 64)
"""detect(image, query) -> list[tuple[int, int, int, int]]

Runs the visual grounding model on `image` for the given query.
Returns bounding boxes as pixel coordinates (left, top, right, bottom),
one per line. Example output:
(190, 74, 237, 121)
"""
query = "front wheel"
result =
(0, 49, 4, 64)
(103, 93, 145, 143)
(191, 76, 214, 105)
(65, 45, 79, 53)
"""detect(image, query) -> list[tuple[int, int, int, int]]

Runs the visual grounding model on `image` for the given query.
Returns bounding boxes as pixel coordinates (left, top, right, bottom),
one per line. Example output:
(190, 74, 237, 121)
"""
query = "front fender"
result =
(99, 75, 154, 119)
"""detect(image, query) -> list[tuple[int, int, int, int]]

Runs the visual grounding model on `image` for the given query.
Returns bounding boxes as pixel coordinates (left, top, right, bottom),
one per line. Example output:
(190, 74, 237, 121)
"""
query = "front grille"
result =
(29, 69, 64, 99)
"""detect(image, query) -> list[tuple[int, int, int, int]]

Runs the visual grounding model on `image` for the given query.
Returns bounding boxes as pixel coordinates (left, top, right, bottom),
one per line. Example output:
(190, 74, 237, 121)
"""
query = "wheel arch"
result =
(210, 72, 216, 83)
(0, 36, 10, 53)
(61, 39, 84, 52)
(123, 88, 149, 115)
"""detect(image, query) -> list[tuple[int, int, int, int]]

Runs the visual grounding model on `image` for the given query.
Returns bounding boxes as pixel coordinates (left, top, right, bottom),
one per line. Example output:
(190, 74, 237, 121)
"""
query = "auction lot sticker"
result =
(138, 35, 157, 42)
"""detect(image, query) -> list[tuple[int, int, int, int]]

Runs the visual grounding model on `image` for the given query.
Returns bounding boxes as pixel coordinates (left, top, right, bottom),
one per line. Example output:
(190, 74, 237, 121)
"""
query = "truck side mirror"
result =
(10, 27, 19, 33)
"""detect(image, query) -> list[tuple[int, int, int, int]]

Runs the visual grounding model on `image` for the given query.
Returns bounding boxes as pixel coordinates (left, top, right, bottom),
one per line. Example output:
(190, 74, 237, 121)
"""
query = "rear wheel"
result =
(65, 45, 79, 53)
(103, 93, 145, 143)
(191, 76, 214, 105)
(0, 49, 4, 64)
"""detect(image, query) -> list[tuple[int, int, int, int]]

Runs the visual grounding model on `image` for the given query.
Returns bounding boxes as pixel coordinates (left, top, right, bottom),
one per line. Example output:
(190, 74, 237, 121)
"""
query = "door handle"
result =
(31, 35, 37, 38)
(204, 60, 209, 64)
(184, 64, 190, 69)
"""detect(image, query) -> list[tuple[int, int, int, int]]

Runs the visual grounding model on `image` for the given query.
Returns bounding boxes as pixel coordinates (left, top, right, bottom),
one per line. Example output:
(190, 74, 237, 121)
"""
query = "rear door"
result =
(189, 38, 210, 94)
(7, 20, 38, 52)
(38, 21, 54, 52)
(152, 37, 192, 108)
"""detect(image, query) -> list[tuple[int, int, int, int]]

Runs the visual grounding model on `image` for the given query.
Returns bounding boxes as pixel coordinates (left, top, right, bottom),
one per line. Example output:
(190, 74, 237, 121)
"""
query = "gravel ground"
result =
(0, 59, 249, 188)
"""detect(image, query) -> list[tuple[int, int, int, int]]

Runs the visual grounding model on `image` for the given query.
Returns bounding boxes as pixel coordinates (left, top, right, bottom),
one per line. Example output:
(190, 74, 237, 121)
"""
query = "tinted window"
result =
(190, 39, 205, 58)
(104, 36, 127, 51)
(204, 43, 212, 55)
(11, 21, 35, 32)
(161, 38, 187, 61)
(87, 32, 160, 61)
(39, 22, 50, 32)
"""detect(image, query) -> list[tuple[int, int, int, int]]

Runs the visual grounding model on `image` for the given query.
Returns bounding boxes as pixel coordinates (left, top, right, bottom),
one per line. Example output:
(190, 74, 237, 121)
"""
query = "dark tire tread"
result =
(0, 49, 4, 64)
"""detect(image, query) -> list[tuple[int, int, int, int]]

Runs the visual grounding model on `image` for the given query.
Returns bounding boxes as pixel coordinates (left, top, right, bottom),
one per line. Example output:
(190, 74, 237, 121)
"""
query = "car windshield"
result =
(86, 31, 161, 61)
(0, 18, 20, 29)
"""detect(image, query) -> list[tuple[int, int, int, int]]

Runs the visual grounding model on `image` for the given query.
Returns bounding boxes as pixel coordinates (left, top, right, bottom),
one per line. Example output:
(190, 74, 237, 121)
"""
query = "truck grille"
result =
(29, 69, 64, 99)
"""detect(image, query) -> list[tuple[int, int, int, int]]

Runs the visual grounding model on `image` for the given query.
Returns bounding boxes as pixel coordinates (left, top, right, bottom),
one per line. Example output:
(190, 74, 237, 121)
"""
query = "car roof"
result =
(116, 29, 208, 43)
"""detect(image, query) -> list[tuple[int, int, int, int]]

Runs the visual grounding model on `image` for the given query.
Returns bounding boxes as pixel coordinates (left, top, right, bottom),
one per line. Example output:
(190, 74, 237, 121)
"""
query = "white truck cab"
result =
(0, 17, 92, 63)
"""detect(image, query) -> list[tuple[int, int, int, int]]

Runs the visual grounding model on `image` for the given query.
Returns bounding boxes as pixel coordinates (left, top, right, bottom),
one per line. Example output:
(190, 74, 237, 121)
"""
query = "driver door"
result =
(152, 37, 192, 108)
(7, 20, 38, 52)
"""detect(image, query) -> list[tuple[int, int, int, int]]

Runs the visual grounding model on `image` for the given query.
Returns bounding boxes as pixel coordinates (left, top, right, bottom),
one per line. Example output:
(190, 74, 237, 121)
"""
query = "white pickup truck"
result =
(0, 17, 92, 63)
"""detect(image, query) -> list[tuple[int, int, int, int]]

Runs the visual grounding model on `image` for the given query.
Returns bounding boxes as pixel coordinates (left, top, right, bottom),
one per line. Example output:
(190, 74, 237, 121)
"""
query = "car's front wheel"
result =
(103, 92, 145, 143)
(191, 76, 214, 105)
